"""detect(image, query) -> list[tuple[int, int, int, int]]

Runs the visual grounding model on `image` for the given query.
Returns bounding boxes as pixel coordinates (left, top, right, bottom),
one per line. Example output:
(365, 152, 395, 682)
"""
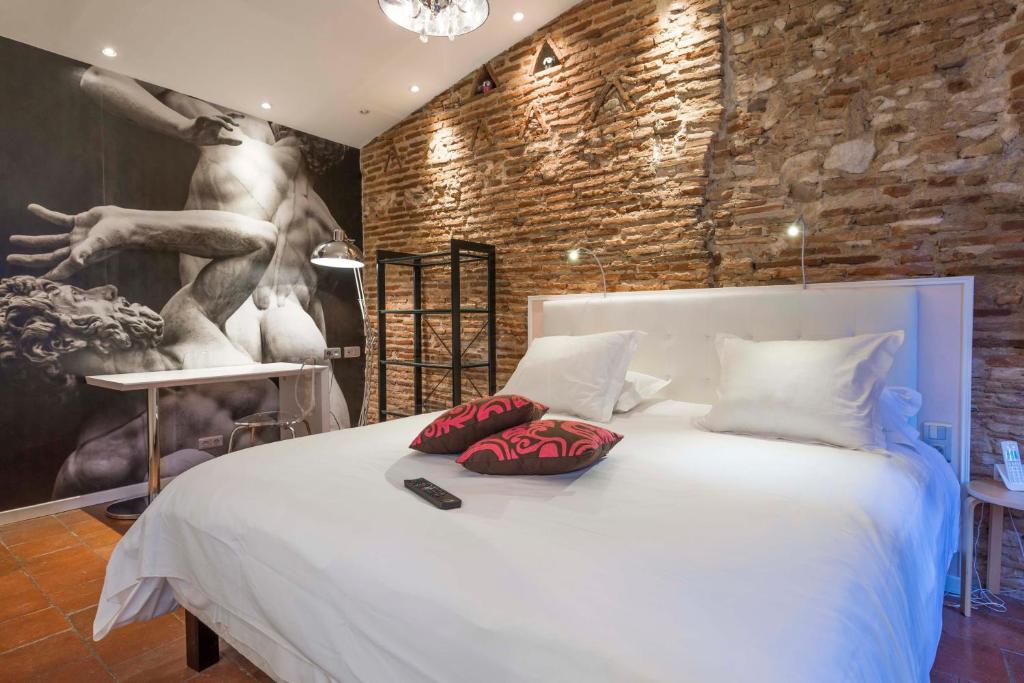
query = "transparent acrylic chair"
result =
(227, 360, 315, 452)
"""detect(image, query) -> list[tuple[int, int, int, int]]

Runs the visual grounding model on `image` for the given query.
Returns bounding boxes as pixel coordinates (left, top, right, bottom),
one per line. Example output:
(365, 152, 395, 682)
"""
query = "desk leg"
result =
(107, 387, 160, 520)
(987, 504, 1004, 594)
(962, 497, 980, 617)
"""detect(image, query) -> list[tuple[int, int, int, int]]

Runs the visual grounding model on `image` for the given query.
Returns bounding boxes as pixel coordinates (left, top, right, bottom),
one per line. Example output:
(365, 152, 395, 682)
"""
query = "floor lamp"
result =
(311, 229, 376, 427)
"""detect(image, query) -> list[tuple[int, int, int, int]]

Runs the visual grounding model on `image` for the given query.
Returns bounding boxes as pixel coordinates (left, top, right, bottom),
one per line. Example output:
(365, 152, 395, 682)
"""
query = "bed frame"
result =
(185, 276, 974, 674)
(185, 611, 220, 671)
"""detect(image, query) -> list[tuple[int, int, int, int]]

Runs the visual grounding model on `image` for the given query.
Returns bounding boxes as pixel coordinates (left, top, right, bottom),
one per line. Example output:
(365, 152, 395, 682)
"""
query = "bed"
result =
(94, 278, 973, 682)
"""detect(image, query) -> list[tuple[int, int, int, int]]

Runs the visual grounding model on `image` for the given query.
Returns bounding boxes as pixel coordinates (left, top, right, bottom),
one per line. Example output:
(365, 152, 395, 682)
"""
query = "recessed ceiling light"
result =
(512, 11, 525, 22)
(260, 101, 272, 110)
(101, 46, 118, 57)
(410, 85, 421, 93)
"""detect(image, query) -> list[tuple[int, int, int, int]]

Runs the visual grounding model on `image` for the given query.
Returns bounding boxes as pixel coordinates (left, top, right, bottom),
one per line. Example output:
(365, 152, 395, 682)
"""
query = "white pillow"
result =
(877, 386, 948, 461)
(615, 371, 671, 413)
(878, 386, 923, 449)
(700, 331, 904, 451)
(500, 330, 644, 422)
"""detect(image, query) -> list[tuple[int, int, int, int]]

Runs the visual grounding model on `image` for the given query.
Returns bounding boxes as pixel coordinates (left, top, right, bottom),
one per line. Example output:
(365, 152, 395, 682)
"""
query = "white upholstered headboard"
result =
(528, 278, 974, 481)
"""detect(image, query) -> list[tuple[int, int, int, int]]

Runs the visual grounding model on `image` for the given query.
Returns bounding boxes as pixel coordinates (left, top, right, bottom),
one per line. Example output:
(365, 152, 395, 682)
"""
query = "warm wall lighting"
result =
(260, 101, 272, 110)
(566, 246, 607, 297)
(512, 11, 525, 21)
(410, 85, 421, 93)
(101, 47, 118, 57)
(786, 216, 808, 289)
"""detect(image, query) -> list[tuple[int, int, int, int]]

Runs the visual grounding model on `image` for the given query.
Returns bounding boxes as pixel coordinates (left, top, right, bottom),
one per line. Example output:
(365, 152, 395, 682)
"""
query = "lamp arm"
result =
(799, 217, 807, 290)
(353, 269, 376, 427)
(576, 247, 607, 297)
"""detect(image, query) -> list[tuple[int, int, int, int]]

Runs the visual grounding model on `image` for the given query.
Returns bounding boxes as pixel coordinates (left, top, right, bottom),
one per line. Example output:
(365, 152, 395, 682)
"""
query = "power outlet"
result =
(197, 435, 223, 449)
(921, 422, 953, 462)
(343, 346, 361, 359)
(324, 347, 342, 360)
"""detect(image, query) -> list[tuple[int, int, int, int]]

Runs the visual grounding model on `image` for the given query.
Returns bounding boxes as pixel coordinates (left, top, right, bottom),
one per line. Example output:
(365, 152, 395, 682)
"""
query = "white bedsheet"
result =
(95, 400, 959, 683)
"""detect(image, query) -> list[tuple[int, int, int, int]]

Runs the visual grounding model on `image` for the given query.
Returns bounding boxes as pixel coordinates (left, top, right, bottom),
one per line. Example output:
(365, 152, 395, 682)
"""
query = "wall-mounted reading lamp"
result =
(311, 229, 375, 427)
(786, 217, 808, 290)
(567, 246, 607, 297)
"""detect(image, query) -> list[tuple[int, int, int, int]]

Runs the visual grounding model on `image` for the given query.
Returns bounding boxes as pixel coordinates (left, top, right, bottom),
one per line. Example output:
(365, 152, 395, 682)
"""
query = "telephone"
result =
(996, 440, 1024, 491)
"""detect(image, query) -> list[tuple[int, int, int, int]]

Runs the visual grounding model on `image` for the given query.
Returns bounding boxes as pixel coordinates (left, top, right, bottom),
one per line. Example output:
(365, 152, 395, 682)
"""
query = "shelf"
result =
(472, 64, 499, 98)
(377, 252, 490, 267)
(533, 39, 563, 75)
(380, 360, 490, 369)
(377, 239, 496, 421)
(380, 308, 490, 315)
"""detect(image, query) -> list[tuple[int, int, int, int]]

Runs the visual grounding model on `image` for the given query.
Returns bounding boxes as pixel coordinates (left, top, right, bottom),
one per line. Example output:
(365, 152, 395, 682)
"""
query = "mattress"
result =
(94, 400, 959, 682)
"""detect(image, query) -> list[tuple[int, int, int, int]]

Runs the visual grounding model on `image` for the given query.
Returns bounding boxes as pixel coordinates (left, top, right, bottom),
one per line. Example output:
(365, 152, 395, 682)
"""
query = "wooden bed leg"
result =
(185, 610, 220, 672)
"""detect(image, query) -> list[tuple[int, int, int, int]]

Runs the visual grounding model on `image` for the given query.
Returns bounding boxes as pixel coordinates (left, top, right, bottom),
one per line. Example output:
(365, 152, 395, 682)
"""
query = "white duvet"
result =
(95, 400, 959, 683)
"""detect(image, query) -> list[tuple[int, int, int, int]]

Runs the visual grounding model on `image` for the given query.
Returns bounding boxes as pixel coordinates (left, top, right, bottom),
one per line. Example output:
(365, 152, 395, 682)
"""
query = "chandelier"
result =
(378, 0, 490, 42)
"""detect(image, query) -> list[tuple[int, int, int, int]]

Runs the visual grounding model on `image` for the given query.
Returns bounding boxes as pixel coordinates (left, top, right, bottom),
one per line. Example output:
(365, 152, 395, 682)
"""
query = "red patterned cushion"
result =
(456, 420, 623, 475)
(409, 395, 547, 454)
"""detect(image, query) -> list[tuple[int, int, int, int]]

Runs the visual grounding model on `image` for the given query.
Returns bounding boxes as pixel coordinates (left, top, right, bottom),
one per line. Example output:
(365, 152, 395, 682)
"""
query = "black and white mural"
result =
(0, 37, 363, 511)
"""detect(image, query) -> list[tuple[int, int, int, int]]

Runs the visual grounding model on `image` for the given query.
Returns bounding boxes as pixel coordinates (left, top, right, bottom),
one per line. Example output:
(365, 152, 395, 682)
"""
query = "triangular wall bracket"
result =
(383, 139, 403, 172)
(589, 73, 634, 122)
(520, 101, 550, 141)
(532, 36, 564, 75)
(470, 118, 498, 153)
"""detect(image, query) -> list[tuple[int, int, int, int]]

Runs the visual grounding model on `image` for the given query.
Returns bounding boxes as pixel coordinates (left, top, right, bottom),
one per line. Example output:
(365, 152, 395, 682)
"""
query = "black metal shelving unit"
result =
(376, 240, 496, 421)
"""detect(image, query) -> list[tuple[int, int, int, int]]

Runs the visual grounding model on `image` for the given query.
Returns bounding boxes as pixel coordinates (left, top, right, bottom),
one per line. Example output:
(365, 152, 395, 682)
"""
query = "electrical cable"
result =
(944, 502, 1008, 613)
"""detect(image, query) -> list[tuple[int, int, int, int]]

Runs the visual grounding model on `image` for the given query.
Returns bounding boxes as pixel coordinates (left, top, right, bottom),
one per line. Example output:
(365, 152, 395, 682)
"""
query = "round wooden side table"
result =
(961, 478, 1024, 616)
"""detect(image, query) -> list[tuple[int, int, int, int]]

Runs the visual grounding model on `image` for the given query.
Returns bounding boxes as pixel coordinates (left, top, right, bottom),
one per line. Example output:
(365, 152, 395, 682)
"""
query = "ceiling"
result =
(0, 0, 580, 148)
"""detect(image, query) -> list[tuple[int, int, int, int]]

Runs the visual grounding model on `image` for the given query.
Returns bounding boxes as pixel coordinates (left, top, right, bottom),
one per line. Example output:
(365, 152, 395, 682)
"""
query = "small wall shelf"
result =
(472, 64, 499, 97)
(533, 39, 562, 75)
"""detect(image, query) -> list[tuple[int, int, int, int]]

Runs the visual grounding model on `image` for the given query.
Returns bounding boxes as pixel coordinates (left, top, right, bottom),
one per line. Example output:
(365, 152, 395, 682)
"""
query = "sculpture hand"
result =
(7, 204, 134, 280)
(181, 112, 244, 146)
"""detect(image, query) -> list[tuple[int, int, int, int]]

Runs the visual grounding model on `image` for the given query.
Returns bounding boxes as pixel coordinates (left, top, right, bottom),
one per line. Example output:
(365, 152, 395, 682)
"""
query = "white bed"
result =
(95, 400, 958, 682)
(94, 279, 972, 682)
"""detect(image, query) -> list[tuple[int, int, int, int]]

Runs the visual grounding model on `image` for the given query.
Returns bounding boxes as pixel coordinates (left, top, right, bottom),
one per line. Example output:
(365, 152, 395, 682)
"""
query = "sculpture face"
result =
(0, 277, 163, 381)
(49, 283, 123, 319)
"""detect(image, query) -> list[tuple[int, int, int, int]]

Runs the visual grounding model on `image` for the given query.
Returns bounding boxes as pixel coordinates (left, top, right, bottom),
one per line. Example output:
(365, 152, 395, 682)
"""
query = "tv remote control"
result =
(404, 478, 462, 510)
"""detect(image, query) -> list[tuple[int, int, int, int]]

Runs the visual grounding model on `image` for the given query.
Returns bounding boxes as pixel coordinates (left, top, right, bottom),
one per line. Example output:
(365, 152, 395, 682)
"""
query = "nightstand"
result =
(961, 478, 1024, 616)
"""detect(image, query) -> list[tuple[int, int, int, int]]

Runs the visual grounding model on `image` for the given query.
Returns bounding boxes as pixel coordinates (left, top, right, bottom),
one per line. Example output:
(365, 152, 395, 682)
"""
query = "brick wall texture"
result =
(362, 0, 1024, 585)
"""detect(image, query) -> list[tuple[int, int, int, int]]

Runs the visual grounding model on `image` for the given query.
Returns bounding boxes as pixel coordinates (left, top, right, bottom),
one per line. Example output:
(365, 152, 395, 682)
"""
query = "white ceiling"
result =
(0, 0, 580, 148)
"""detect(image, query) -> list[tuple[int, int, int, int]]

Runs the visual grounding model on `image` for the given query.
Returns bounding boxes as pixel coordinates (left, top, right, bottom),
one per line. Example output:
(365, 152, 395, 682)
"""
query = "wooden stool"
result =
(961, 478, 1024, 616)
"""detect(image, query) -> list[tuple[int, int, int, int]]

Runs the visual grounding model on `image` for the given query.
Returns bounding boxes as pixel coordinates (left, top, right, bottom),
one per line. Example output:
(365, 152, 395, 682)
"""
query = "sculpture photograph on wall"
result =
(0, 36, 363, 511)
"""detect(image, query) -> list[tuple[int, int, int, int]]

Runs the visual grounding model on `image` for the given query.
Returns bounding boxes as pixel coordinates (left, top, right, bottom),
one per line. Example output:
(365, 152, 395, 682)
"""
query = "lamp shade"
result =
(311, 230, 364, 269)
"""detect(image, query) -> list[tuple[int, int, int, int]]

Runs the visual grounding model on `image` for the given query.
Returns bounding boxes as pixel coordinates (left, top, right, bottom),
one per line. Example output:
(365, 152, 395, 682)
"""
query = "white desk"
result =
(86, 363, 330, 519)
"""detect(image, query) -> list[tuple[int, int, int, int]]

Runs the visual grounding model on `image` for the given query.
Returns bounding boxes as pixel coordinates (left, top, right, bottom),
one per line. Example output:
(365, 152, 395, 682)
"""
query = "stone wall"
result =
(362, 0, 1024, 585)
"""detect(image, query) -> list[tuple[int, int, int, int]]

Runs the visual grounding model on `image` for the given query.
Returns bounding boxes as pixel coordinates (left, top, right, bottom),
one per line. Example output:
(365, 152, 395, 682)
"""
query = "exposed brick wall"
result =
(362, 0, 1024, 586)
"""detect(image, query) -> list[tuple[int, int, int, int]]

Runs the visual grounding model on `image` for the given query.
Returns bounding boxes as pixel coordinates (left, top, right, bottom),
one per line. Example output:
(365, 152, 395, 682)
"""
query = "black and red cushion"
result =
(409, 395, 547, 454)
(456, 419, 623, 475)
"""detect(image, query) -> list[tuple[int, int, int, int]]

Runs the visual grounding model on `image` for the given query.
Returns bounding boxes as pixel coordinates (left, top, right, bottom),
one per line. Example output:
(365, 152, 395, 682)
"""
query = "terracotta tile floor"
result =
(3, 508, 1024, 682)
(0, 506, 270, 682)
